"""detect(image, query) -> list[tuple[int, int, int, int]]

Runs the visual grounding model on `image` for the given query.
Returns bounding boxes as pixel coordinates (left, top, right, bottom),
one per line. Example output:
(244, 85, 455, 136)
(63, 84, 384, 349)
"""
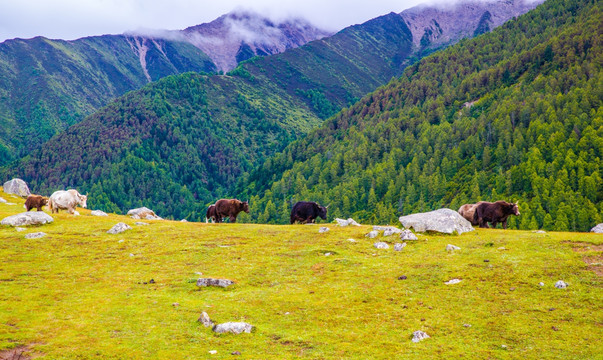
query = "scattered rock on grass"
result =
(15, 227, 26, 232)
(399, 208, 474, 235)
(374, 242, 389, 249)
(232, 351, 242, 355)
(135, 222, 149, 226)
(398, 275, 407, 280)
(539, 282, 545, 287)
(1, 212, 53, 226)
(209, 350, 217, 354)
(127, 207, 162, 220)
(213, 322, 254, 334)
(336, 218, 361, 226)
(347, 238, 357, 243)
(24, 232, 46, 239)
(446, 244, 461, 251)
(445, 279, 462, 285)
(555, 280, 567, 289)
(319, 227, 329, 233)
(198, 312, 214, 327)
(366, 230, 379, 238)
(90, 210, 108, 216)
(197, 278, 235, 288)
(0, 197, 6, 203)
(400, 229, 418, 241)
(463, 324, 472, 328)
(107, 222, 132, 234)
(590, 224, 603, 233)
(411, 330, 430, 343)
(394, 243, 407, 251)
(3, 178, 31, 197)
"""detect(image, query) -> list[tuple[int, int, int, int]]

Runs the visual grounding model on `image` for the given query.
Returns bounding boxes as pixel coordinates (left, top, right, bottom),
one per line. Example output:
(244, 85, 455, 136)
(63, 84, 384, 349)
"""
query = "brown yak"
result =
(25, 194, 49, 211)
(458, 201, 485, 226)
(214, 199, 249, 223)
(473, 201, 520, 229)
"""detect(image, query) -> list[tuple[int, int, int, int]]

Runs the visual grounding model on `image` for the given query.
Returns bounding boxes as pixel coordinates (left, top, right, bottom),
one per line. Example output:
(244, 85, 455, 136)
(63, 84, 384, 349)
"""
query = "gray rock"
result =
(1, 212, 53, 226)
(213, 322, 254, 334)
(196, 278, 235, 288)
(590, 224, 603, 233)
(366, 230, 379, 238)
(3, 179, 31, 197)
(383, 229, 398, 237)
(412, 330, 430, 343)
(446, 244, 461, 251)
(198, 312, 214, 328)
(347, 238, 357, 243)
(445, 279, 462, 285)
(533, 230, 547, 234)
(0, 197, 6, 203)
(335, 218, 361, 226)
(373, 225, 401, 234)
(539, 282, 545, 287)
(127, 207, 162, 220)
(400, 229, 418, 240)
(90, 210, 108, 216)
(135, 222, 149, 226)
(374, 242, 389, 249)
(399, 208, 474, 234)
(181, 219, 188, 222)
(319, 227, 330, 233)
(15, 227, 26, 232)
(555, 280, 567, 289)
(24, 232, 47, 239)
(394, 243, 407, 251)
(107, 222, 132, 234)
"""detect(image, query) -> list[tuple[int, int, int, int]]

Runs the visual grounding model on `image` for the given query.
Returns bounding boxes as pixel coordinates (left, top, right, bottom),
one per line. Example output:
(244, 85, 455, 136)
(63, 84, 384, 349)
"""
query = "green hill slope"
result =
(0, 35, 217, 164)
(1, 13, 418, 220)
(0, 190, 601, 359)
(241, 0, 603, 232)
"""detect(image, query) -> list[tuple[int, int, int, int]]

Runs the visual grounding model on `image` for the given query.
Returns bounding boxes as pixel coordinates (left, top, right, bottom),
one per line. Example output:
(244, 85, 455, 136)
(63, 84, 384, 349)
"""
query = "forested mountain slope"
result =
(241, 0, 602, 232)
(0, 35, 217, 164)
(1, 1, 541, 220)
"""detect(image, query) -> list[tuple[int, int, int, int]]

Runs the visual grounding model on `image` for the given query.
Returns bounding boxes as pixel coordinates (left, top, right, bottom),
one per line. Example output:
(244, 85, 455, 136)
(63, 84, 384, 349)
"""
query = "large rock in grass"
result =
(197, 278, 235, 288)
(127, 207, 161, 220)
(107, 222, 132, 234)
(399, 208, 474, 235)
(1, 212, 53, 226)
(3, 179, 31, 197)
(590, 224, 603, 233)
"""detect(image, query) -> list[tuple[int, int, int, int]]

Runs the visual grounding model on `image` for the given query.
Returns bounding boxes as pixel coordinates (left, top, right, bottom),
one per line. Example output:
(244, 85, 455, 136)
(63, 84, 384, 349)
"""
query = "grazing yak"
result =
(206, 204, 217, 223)
(473, 201, 520, 229)
(24, 194, 49, 211)
(290, 201, 328, 224)
(458, 201, 485, 225)
(214, 199, 249, 223)
(48, 189, 87, 214)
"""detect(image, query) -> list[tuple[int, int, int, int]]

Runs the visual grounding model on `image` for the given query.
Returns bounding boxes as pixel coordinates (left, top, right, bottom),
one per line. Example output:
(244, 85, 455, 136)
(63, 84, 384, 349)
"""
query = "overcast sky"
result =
(0, 0, 441, 43)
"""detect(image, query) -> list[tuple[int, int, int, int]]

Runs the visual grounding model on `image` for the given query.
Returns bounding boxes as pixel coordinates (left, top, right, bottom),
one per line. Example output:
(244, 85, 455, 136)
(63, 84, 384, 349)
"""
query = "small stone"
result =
(0, 197, 6, 203)
(533, 230, 547, 234)
(383, 229, 398, 237)
(172, 303, 179, 307)
(554, 280, 567, 289)
(198, 311, 214, 327)
(324, 252, 332, 256)
(209, 350, 217, 354)
(445, 279, 461, 285)
(509, 287, 515, 291)
(15, 227, 26, 232)
(411, 330, 430, 343)
(549, 308, 555, 311)
(107, 222, 132, 234)
(498, 247, 507, 250)
(420, 318, 425, 321)
(539, 282, 545, 287)
(181, 219, 188, 222)
(149, 279, 155, 284)
(394, 243, 407, 251)
(318, 227, 329, 233)
(347, 238, 356, 243)
(398, 275, 407, 280)
(463, 324, 472, 328)
(118, 239, 124, 243)
(484, 259, 490, 262)
(400, 229, 418, 241)
(129, 253, 135, 257)
(366, 230, 379, 238)
(373, 242, 389, 249)
(90, 210, 108, 216)
(197, 278, 235, 288)
(24, 232, 47, 239)
(446, 244, 461, 251)
(551, 326, 559, 331)
(232, 351, 241, 355)
(213, 322, 254, 334)
(135, 222, 149, 226)
(502, 345, 508, 349)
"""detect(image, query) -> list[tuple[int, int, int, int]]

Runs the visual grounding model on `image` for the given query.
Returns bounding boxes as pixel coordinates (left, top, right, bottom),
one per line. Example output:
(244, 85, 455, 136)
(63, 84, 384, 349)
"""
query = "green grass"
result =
(0, 189, 601, 359)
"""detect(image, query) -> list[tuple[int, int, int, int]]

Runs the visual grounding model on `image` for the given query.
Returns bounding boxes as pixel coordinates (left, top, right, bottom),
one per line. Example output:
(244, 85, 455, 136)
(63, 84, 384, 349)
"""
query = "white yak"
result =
(48, 189, 87, 214)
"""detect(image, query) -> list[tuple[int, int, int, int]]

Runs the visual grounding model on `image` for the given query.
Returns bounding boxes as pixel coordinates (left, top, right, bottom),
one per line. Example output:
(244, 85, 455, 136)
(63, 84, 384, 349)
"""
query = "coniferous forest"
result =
(240, 0, 602, 231)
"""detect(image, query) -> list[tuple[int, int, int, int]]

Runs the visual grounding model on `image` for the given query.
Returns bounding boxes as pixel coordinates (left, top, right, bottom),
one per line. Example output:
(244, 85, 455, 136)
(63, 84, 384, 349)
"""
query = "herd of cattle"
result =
(21, 189, 520, 229)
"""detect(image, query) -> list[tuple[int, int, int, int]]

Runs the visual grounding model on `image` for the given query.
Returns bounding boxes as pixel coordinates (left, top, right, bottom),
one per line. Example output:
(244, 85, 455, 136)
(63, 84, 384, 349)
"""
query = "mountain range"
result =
(0, 0, 555, 223)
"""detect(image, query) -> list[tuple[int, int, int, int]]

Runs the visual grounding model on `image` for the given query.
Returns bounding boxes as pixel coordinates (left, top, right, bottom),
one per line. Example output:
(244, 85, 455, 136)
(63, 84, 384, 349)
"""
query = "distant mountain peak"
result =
(183, 10, 333, 71)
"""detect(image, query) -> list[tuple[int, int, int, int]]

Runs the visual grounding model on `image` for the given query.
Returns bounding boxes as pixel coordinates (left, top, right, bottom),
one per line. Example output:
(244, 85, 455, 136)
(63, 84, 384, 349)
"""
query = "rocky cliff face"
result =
(401, 0, 544, 54)
(182, 11, 333, 72)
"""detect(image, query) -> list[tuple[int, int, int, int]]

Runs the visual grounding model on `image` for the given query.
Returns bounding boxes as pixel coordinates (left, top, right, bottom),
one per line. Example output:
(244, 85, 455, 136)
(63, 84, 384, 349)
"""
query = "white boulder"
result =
(399, 208, 474, 234)
(1, 212, 53, 226)
(3, 179, 31, 197)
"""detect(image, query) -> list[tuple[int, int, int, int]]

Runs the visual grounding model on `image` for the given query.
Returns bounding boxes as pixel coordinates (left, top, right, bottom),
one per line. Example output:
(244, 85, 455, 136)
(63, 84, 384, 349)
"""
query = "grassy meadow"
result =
(0, 189, 601, 359)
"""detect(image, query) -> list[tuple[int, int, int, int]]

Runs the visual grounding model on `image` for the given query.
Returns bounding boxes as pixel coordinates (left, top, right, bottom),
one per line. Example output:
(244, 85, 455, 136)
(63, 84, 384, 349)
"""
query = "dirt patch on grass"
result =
(563, 241, 603, 252)
(0, 346, 33, 360)
(583, 254, 603, 277)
